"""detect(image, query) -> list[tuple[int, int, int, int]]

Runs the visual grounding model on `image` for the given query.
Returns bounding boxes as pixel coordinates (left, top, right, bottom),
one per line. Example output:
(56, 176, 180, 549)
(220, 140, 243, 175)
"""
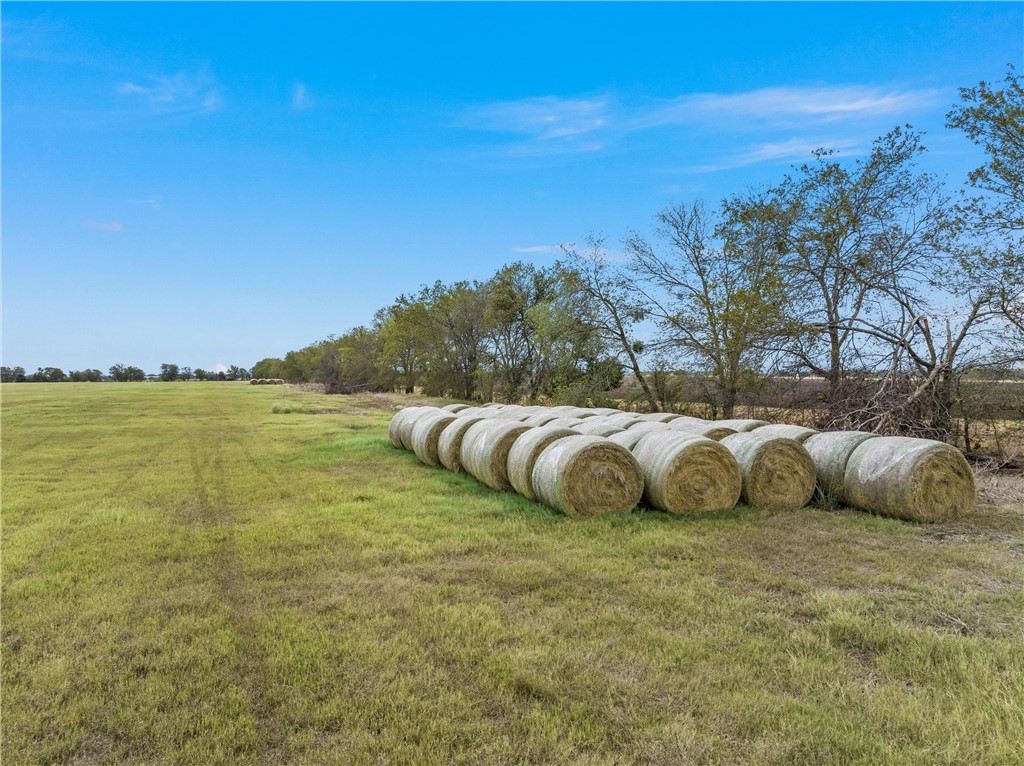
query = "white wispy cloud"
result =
(675, 137, 862, 174)
(461, 96, 611, 155)
(292, 82, 309, 110)
(83, 220, 125, 233)
(513, 244, 567, 255)
(117, 70, 221, 115)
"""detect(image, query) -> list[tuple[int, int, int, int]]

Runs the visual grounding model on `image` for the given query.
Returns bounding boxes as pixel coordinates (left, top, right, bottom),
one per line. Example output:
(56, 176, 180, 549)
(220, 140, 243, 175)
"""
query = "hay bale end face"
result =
(410, 411, 460, 467)
(720, 431, 816, 510)
(632, 431, 742, 514)
(398, 407, 444, 450)
(460, 420, 534, 491)
(531, 435, 644, 516)
(506, 426, 578, 500)
(844, 437, 975, 522)
(436, 416, 488, 473)
(802, 431, 880, 503)
(388, 407, 432, 449)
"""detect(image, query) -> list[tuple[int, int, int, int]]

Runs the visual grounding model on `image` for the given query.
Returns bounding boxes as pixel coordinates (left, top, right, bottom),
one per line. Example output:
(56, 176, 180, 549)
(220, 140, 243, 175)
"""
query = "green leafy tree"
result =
(160, 363, 180, 382)
(194, 368, 209, 381)
(1, 366, 26, 382)
(251, 358, 285, 380)
(375, 298, 431, 394)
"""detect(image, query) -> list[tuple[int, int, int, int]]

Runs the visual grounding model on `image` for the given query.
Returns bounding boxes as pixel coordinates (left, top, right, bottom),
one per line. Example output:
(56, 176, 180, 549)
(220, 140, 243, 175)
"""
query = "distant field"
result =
(2, 383, 1022, 765)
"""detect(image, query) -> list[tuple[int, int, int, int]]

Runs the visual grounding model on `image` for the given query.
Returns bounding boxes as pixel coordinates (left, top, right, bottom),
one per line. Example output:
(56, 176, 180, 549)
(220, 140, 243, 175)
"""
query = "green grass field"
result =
(2, 383, 1022, 765)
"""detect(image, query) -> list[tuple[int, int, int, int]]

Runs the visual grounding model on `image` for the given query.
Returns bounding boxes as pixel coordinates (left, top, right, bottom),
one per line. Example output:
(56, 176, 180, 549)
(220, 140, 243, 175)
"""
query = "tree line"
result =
(1, 363, 253, 383)
(256, 69, 1023, 450)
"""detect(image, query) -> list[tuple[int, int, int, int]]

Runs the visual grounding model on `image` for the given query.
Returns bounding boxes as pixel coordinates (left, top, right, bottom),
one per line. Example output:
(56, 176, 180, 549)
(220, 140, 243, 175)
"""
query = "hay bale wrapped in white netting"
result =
(531, 435, 645, 516)
(437, 416, 488, 473)
(460, 420, 534, 491)
(545, 417, 587, 428)
(506, 426, 578, 500)
(274, 379, 286, 385)
(639, 412, 684, 423)
(672, 415, 710, 425)
(571, 421, 625, 437)
(714, 418, 769, 432)
(607, 429, 648, 451)
(632, 431, 742, 514)
(625, 421, 673, 433)
(388, 406, 441, 449)
(751, 424, 819, 443)
(410, 411, 460, 467)
(667, 422, 737, 441)
(591, 407, 623, 415)
(720, 431, 816, 510)
(522, 412, 563, 427)
(454, 406, 501, 419)
(399, 407, 446, 450)
(442, 403, 470, 413)
(604, 412, 646, 428)
(249, 379, 260, 385)
(801, 431, 879, 502)
(844, 437, 975, 522)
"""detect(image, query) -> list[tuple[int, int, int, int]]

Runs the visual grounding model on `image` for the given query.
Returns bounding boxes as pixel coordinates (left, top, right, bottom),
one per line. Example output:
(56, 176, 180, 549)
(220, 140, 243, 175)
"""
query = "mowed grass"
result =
(2, 384, 1022, 765)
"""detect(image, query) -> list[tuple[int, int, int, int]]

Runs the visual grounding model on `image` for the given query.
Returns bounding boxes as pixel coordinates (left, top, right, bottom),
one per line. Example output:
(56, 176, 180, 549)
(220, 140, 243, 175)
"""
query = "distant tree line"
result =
(2, 363, 253, 383)
(260, 69, 1023, 452)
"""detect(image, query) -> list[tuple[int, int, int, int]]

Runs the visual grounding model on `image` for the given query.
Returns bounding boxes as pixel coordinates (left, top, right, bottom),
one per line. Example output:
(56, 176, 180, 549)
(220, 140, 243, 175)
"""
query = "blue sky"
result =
(3, 2, 1022, 373)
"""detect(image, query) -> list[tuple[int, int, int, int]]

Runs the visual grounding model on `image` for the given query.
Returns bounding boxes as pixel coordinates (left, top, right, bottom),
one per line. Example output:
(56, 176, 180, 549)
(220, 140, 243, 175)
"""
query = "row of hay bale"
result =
(387, 403, 975, 521)
(250, 378, 285, 385)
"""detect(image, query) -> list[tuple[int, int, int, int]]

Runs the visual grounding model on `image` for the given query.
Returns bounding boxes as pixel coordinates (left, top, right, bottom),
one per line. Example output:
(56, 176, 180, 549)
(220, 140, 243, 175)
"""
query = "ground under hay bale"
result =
(460, 420, 534, 491)
(714, 418, 769, 432)
(720, 431, 817, 510)
(437, 416, 489, 473)
(388, 407, 437, 449)
(667, 422, 737, 441)
(531, 435, 644, 516)
(632, 431, 742, 514)
(844, 436, 976, 522)
(410, 411, 460, 467)
(802, 431, 880, 503)
(751, 424, 819, 443)
(441, 403, 470, 413)
(506, 426, 578, 500)
(572, 421, 626, 437)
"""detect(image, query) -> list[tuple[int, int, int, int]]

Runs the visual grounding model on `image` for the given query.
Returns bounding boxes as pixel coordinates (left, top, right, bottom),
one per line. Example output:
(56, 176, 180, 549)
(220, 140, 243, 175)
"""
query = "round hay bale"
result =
(399, 406, 444, 450)
(410, 411, 460, 467)
(275, 379, 286, 385)
(441, 403, 470, 413)
(522, 412, 563, 427)
(667, 422, 737, 441)
(606, 429, 649, 451)
(571, 421, 626, 437)
(249, 379, 259, 385)
(454, 406, 500, 419)
(751, 424, 819, 443)
(545, 417, 586, 428)
(460, 420, 534, 491)
(671, 415, 711, 426)
(632, 431, 742, 514)
(844, 437, 975, 522)
(720, 432, 816, 510)
(625, 421, 673, 433)
(531, 435, 644, 516)
(592, 407, 623, 415)
(603, 412, 646, 428)
(713, 418, 769, 432)
(639, 412, 684, 423)
(802, 431, 880, 503)
(437, 416, 488, 472)
(506, 426, 578, 500)
(564, 408, 600, 419)
(492, 410, 535, 422)
(388, 407, 433, 449)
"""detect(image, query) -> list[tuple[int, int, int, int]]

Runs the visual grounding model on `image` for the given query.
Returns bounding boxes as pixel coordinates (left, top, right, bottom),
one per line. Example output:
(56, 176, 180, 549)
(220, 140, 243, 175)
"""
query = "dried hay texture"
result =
(531, 435, 644, 516)
(632, 431, 742, 514)
(399, 407, 444, 450)
(388, 407, 434, 449)
(441, 403, 470, 413)
(714, 419, 769, 432)
(274, 379, 286, 385)
(606, 429, 648, 451)
(571, 421, 626, 437)
(801, 431, 880, 502)
(410, 411, 460, 467)
(667, 422, 737, 441)
(250, 379, 260, 385)
(844, 436, 975, 522)
(460, 420, 534, 491)
(639, 413, 684, 423)
(522, 412, 563, 427)
(720, 431, 816, 510)
(437, 416, 488, 473)
(751, 424, 819, 443)
(506, 426, 579, 500)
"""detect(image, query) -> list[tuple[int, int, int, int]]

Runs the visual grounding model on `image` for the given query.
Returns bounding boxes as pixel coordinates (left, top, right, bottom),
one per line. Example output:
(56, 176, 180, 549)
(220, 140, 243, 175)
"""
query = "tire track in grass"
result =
(186, 390, 292, 764)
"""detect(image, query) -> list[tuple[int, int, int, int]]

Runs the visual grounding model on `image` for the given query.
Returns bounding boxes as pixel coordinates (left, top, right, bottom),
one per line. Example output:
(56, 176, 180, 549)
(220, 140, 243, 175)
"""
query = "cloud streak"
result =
(292, 82, 309, 110)
(513, 244, 567, 255)
(83, 220, 125, 233)
(117, 70, 221, 115)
